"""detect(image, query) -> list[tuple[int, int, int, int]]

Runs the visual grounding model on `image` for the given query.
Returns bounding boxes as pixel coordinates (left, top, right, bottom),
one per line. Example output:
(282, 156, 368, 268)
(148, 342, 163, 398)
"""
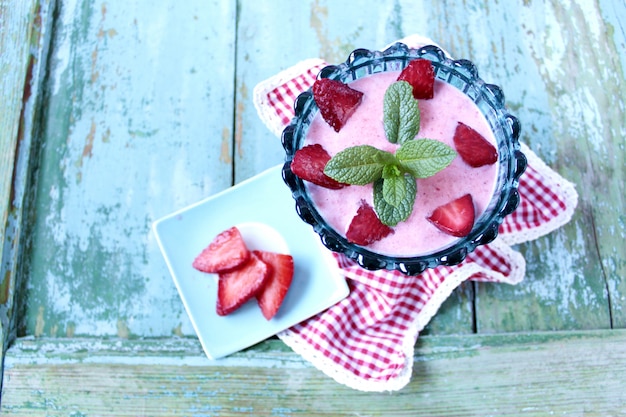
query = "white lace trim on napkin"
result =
(499, 143, 578, 246)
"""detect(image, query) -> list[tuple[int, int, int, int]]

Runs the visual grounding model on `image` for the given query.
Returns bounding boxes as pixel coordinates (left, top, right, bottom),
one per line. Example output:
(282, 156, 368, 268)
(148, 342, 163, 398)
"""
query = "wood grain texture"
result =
(1, 0, 624, 413)
(0, 0, 38, 313)
(474, 0, 625, 332)
(0, 0, 54, 372)
(16, 0, 238, 339)
(233, 0, 414, 183)
(2, 330, 626, 416)
(14, 0, 495, 339)
(8, 0, 624, 343)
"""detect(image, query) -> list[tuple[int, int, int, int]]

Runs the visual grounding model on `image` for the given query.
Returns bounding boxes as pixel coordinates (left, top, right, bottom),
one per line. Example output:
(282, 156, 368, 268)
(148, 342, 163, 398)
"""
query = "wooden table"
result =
(1, 1, 624, 415)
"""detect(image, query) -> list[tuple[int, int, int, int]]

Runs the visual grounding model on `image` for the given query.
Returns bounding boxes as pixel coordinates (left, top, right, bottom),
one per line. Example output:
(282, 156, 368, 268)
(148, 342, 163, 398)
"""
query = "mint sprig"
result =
(324, 80, 457, 226)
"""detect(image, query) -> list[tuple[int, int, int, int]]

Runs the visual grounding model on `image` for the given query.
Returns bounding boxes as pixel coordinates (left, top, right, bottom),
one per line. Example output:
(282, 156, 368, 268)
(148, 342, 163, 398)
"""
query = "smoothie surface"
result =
(304, 71, 498, 257)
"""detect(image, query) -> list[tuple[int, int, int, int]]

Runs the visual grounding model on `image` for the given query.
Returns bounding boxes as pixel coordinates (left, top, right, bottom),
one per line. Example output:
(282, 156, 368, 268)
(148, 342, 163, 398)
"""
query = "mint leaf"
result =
(381, 166, 406, 207)
(374, 175, 417, 226)
(324, 145, 396, 185)
(396, 139, 456, 178)
(383, 81, 420, 144)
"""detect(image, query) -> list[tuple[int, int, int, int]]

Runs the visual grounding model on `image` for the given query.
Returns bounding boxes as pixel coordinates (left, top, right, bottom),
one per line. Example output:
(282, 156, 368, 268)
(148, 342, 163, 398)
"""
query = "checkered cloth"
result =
(253, 35, 578, 391)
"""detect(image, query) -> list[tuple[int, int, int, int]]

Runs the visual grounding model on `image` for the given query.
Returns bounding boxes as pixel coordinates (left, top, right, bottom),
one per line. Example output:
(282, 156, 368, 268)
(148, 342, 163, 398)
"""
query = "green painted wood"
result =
(421, 282, 474, 335)
(588, 0, 626, 328)
(0, 0, 40, 325)
(11, 0, 625, 343)
(0, 0, 54, 388)
(1, 0, 624, 411)
(2, 330, 626, 416)
(16, 0, 238, 339)
(474, 0, 625, 332)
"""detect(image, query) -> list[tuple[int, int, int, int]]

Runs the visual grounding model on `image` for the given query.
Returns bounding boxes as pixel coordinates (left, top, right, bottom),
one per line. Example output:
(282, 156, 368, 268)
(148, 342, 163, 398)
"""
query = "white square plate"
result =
(153, 164, 349, 359)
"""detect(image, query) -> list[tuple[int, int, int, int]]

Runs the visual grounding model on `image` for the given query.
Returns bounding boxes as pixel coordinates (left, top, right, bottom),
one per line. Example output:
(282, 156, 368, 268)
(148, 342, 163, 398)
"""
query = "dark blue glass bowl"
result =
(281, 43, 527, 275)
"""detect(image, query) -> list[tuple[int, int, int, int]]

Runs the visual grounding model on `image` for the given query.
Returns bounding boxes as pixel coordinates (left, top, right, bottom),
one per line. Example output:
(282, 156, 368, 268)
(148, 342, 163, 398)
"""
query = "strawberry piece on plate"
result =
(216, 252, 270, 316)
(453, 122, 498, 167)
(291, 144, 348, 189)
(397, 59, 435, 99)
(427, 194, 476, 237)
(346, 200, 394, 246)
(254, 251, 294, 320)
(192, 226, 250, 273)
(312, 78, 364, 132)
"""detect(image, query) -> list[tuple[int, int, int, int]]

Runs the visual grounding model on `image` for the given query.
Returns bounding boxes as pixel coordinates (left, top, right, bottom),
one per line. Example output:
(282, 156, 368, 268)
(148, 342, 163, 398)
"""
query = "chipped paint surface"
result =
(309, 0, 363, 63)
(4, 0, 624, 354)
(3, 332, 626, 415)
(15, 0, 625, 340)
(1, 0, 625, 414)
(20, 0, 237, 337)
(235, 82, 247, 159)
(219, 126, 232, 164)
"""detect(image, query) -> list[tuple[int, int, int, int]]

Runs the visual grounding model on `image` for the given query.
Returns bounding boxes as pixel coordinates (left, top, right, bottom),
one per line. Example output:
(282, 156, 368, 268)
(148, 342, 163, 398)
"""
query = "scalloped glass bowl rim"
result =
(281, 43, 527, 275)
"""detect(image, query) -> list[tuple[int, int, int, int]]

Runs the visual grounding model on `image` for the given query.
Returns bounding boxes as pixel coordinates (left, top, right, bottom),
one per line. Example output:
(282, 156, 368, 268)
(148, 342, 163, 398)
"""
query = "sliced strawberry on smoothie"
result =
(453, 122, 498, 167)
(192, 226, 250, 273)
(312, 78, 364, 132)
(254, 251, 294, 320)
(397, 59, 435, 99)
(346, 200, 394, 246)
(427, 194, 476, 237)
(216, 252, 270, 316)
(291, 144, 348, 189)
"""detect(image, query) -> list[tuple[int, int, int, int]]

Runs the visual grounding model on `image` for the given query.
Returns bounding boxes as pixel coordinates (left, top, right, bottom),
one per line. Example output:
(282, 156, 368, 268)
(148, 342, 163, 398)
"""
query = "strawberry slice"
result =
(312, 78, 364, 132)
(192, 226, 250, 273)
(427, 194, 475, 237)
(254, 251, 294, 320)
(346, 200, 394, 246)
(291, 144, 348, 189)
(216, 252, 270, 316)
(453, 122, 498, 167)
(397, 59, 435, 99)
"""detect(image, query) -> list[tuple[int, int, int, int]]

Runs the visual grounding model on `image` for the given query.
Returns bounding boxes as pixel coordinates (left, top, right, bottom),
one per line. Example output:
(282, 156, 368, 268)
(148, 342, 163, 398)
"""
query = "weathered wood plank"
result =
(2, 330, 626, 416)
(0, 0, 54, 387)
(474, 0, 625, 332)
(0, 0, 41, 327)
(4, 0, 623, 392)
(594, 0, 626, 328)
(1, 0, 624, 414)
(16, 0, 237, 339)
(233, 0, 401, 181)
(421, 281, 474, 335)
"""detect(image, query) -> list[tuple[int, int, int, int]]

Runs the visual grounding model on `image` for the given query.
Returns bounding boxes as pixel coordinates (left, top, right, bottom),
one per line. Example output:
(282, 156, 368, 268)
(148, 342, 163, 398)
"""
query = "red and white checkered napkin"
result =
(253, 35, 578, 391)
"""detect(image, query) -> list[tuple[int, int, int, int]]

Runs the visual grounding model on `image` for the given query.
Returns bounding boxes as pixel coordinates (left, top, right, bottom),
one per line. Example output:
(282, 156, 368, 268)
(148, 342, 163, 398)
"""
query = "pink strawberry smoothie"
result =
(303, 71, 498, 257)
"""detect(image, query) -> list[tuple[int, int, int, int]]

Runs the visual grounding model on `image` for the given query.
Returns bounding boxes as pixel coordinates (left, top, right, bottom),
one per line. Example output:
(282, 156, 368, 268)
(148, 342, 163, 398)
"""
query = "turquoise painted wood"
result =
(1, 0, 624, 414)
(20, 0, 238, 339)
(3, 331, 626, 416)
(1, 0, 54, 364)
(475, 0, 626, 332)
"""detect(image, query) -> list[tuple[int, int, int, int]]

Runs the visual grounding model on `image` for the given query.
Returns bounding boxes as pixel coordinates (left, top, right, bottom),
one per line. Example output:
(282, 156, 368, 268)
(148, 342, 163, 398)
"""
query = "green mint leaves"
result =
(396, 139, 457, 178)
(375, 172, 416, 226)
(324, 145, 396, 185)
(324, 80, 456, 226)
(325, 140, 455, 225)
(384, 81, 420, 144)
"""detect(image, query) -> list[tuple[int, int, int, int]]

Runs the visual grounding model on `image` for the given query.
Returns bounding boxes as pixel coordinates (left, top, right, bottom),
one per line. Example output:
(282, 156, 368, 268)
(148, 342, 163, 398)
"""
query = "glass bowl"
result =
(281, 42, 527, 275)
